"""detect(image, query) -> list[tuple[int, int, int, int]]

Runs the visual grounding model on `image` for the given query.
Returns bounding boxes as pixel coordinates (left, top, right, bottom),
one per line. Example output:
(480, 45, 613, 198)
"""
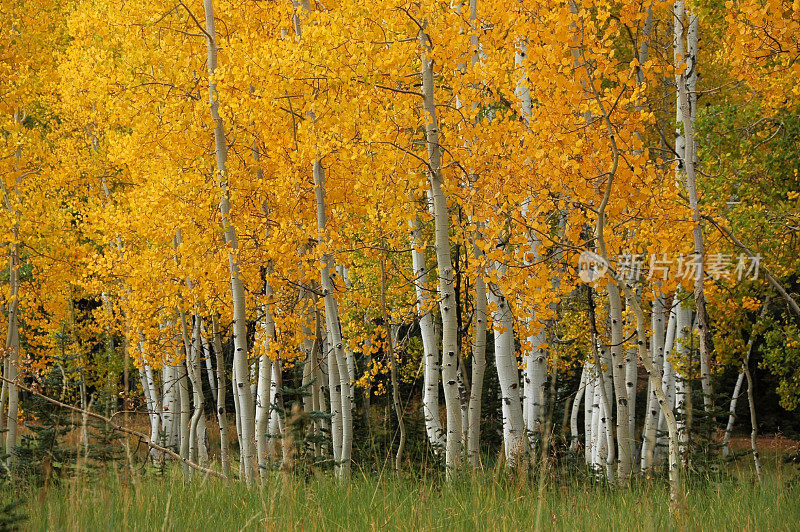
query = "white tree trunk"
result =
(641, 293, 670, 471)
(625, 344, 638, 465)
(268, 357, 285, 463)
(569, 366, 587, 452)
(313, 160, 353, 479)
(211, 315, 231, 477)
(722, 370, 745, 458)
(744, 348, 764, 482)
(420, 22, 462, 474)
(488, 271, 525, 466)
(674, 302, 692, 459)
(255, 353, 271, 473)
(201, 0, 256, 484)
(524, 324, 547, 442)
(595, 342, 616, 480)
(201, 326, 218, 404)
(675, 1, 712, 414)
(584, 361, 596, 465)
(141, 357, 162, 461)
(723, 296, 770, 463)
(162, 362, 180, 452)
(467, 235, 487, 466)
(176, 358, 191, 480)
(4, 241, 19, 466)
(255, 277, 278, 476)
(608, 283, 632, 481)
(657, 299, 679, 465)
(410, 215, 445, 452)
(189, 316, 207, 464)
(337, 265, 356, 415)
(325, 327, 343, 466)
(624, 286, 683, 507)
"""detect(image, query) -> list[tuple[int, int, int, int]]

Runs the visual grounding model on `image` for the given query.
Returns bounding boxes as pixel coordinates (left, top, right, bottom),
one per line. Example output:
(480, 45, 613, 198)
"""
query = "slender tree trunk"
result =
(488, 269, 525, 466)
(674, 303, 691, 461)
(312, 160, 353, 479)
(139, 367, 158, 460)
(256, 277, 278, 476)
(587, 75, 683, 502)
(201, 0, 256, 484)
(140, 340, 162, 462)
(744, 347, 763, 482)
(626, 285, 683, 509)
(584, 361, 596, 465)
(608, 283, 632, 482)
(267, 356, 283, 462)
(725, 296, 769, 476)
(301, 320, 315, 415)
(201, 328, 218, 405)
(657, 301, 679, 465)
(211, 315, 231, 478)
(188, 317, 206, 464)
(229, 340, 244, 478)
(314, 307, 330, 452)
(300, 304, 319, 448)
(516, 60, 547, 446)
(464, 0, 486, 468)
(722, 370, 745, 458)
(325, 326, 343, 466)
(642, 293, 671, 472)
(467, 234, 487, 467)
(587, 287, 615, 480)
(420, 22, 462, 474)
(289, 0, 351, 477)
(255, 352, 271, 473)
(625, 342, 638, 466)
(177, 357, 191, 481)
(162, 362, 179, 452)
(337, 265, 357, 415)
(381, 252, 406, 470)
(4, 240, 19, 466)
(570, 367, 586, 451)
(410, 215, 445, 452)
(675, 0, 713, 415)
(0, 357, 7, 451)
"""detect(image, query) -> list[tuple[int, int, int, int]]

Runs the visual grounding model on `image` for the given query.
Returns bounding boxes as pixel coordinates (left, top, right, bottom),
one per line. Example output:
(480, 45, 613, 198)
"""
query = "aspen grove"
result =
(2, 0, 800, 525)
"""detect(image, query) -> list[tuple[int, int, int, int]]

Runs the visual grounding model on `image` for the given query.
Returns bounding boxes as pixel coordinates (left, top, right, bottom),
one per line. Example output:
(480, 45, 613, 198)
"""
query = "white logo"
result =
(577, 251, 608, 283)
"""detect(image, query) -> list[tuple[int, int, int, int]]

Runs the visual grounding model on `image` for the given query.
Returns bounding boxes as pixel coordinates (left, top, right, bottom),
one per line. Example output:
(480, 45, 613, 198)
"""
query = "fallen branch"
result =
(0, 374, 227, 480)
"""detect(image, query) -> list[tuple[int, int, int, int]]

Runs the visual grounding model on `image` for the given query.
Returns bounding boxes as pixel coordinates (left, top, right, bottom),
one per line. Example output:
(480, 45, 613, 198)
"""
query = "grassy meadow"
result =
(3, 443, 798, 531)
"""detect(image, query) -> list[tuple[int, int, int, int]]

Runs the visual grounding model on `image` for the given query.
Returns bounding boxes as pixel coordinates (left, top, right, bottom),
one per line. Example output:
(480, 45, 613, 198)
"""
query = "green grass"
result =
(5, 457, 799, 531)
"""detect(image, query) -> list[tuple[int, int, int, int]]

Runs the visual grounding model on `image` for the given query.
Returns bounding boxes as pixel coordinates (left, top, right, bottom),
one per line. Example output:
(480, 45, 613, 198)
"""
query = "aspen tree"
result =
(467, 227, 487, 467)
(569, 367, 587, 451)
(200, 326, 218, 405)
(255, 276, 278, 475)
(4, 238, 19, 465)
(641, 294, 672, 472)
(290, 0, 353, 478)
(609, 282, 633, 480)
(211, 315, 231, 478)
(488, 263, 526, 466)
(312, 159, 353, 478)
(410, 215, 445, 452)
(200, 0, 257, 483)
(675, 0, 713, 413)
(584, 29, 684, 501)
(419, 18, 462, 474)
